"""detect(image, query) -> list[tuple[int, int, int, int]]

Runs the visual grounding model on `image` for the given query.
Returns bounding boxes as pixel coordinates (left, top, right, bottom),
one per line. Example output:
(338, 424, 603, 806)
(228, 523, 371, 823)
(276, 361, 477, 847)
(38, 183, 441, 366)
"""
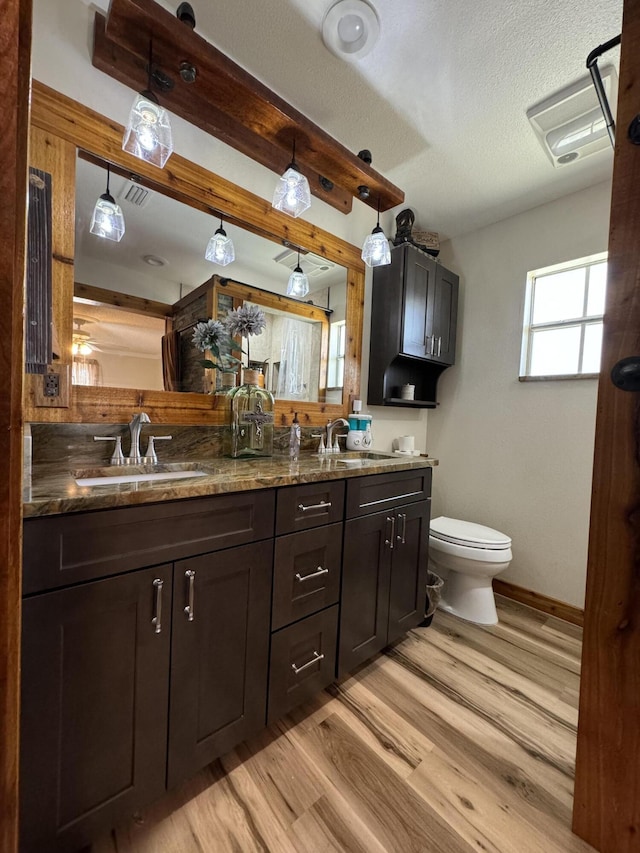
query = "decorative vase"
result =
(226, 368, 274, 458)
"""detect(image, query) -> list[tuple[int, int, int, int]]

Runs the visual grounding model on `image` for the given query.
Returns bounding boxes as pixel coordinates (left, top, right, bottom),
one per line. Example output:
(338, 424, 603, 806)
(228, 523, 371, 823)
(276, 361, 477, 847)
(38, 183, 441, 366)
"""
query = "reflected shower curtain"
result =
(277, 318, 311, 400)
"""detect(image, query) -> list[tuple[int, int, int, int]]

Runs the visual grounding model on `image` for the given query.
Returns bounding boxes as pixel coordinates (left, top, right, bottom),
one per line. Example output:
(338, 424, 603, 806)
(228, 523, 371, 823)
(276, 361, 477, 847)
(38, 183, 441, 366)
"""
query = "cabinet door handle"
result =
(184, 569, 196, 621)
(295, 566, 329, 582)
(385, 515, 395, 550)
(152, 578, 163, 634)
(397, 512, 407, 545)
(431, 335, 436, 356)
(298, 500, 331, 513)
(437, 336, 442, 357)
(424, 333, 431, 353)
(291, 651, 324, 675)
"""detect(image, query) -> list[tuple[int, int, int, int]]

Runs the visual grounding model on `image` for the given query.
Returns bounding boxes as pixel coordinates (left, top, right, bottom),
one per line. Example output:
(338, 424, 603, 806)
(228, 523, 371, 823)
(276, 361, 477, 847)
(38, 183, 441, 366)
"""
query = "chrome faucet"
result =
(326, 418, 349, 453)
(128, 412, 150, 463)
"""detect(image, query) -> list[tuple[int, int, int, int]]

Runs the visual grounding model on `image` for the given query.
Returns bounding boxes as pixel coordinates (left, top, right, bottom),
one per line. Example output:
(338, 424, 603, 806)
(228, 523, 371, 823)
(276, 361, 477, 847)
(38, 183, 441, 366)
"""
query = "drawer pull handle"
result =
(437, 336, 442, 357)
(152, 578, 163, 634)
(397, 512, 407, 545)
(385, 515, 395, 550)
(291, 651, 325, 675)
(295, 566, 329, 582)
(298, 500, 331, 513)
(184, 569, 196, 621)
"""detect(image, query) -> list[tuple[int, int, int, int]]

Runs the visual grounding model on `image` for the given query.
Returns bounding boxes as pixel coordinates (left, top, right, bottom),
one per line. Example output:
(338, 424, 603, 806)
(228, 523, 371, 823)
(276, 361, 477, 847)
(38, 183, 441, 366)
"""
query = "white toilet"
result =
(429, 516, 512, 626)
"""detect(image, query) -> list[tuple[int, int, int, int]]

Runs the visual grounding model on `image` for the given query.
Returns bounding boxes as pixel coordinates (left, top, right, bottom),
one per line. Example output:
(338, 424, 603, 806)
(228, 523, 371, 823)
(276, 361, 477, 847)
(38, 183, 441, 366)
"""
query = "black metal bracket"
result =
(586, 34, 621, 148)
(611, 356, 640, 391)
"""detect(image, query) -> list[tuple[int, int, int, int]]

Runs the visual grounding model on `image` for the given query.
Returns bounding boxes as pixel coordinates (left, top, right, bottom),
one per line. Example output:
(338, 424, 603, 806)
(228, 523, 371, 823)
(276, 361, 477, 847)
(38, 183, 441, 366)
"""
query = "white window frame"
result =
(520, 252, 607, 381)
(327, 319, 346, 389)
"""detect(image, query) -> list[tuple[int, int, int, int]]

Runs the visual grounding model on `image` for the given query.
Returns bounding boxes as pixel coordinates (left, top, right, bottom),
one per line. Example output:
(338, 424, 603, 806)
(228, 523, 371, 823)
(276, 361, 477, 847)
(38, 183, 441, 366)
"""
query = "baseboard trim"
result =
(493, 580, 584, 627)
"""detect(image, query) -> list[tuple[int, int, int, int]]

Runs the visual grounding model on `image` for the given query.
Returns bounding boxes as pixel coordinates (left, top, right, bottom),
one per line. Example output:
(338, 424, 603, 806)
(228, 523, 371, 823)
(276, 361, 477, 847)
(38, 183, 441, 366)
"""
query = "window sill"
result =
(519, 373, 599, 382)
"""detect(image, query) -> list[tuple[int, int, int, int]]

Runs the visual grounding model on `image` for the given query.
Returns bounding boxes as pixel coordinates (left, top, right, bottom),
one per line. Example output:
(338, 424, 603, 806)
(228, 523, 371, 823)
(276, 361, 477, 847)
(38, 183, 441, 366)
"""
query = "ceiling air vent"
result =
(527, 66, 617, 167)
(274, 249, 336, 278)
(118, 179, 153, 208)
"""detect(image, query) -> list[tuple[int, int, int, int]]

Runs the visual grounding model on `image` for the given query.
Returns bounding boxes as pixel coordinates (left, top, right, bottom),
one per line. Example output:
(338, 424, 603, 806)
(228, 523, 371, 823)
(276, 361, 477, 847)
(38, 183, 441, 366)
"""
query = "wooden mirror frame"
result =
(24, 81, 365, 426)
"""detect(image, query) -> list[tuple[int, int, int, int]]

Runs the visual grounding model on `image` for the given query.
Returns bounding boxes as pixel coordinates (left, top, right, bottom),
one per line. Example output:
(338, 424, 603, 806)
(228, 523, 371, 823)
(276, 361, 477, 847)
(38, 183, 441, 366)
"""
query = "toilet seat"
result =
(430, 516, 511, 551)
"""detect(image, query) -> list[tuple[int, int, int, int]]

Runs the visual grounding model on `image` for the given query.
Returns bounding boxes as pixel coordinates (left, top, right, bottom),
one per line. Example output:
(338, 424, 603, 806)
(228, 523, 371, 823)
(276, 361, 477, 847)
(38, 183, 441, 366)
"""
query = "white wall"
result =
(429, 180, 612, 608)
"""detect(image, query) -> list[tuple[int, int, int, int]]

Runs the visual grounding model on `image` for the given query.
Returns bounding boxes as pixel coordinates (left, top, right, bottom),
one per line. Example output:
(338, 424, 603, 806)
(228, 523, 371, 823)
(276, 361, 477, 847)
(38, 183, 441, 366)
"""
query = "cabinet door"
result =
(339, 510, 392, 676)
(20, 565, 172, 853)
(430, 264, 459, 365)
(388, 500, 431, 644)
(168, 542, 272, 788)
(401, 248, 436, 358)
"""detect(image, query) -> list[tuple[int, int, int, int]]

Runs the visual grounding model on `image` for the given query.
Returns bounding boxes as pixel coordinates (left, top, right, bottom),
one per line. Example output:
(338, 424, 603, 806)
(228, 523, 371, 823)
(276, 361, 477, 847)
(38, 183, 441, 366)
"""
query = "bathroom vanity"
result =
(20, 454, 434, 853)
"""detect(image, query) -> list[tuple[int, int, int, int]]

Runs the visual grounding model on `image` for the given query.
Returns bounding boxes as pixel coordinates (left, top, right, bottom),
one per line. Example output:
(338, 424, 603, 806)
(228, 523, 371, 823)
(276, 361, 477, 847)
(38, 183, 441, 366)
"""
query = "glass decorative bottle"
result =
(226, 368, 274, 458)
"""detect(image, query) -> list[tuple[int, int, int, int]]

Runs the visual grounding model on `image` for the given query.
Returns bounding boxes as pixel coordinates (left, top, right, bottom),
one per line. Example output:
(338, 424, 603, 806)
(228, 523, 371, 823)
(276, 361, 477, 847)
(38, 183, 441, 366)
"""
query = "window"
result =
(520, 254, 607, 379)
(327, 320, 346, 388)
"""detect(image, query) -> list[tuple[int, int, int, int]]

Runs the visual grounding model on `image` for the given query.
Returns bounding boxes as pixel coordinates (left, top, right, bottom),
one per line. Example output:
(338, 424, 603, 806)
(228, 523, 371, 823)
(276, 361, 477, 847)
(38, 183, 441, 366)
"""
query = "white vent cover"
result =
(527, 66, 617, 168)
(118, 179, 153, 208)
(274, 249, 336, 278)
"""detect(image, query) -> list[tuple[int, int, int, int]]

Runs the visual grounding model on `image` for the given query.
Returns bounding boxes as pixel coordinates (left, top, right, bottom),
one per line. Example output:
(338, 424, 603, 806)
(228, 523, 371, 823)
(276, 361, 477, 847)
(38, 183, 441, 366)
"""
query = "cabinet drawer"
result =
(272, 523, 342, 630)
(268, 605, 338, 724)
(345, 468, 432, 519)
(275, 480, 345, 535)
(23, 490, 275, 594)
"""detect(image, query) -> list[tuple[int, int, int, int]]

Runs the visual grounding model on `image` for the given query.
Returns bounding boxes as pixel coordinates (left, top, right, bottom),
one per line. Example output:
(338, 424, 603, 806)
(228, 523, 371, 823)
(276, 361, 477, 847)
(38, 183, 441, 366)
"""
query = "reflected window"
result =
(520, 254, 607, 379)
(328, 320, 346, 389)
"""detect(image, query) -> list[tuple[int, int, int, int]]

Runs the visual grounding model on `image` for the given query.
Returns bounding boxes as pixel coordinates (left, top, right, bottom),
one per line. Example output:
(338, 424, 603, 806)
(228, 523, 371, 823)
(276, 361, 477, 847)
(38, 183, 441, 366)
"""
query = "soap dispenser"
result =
(289, 411, 301, 460)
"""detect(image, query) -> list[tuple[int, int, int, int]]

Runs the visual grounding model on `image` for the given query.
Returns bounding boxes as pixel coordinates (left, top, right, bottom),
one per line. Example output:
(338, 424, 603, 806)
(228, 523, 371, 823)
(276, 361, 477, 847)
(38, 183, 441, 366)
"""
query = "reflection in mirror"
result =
(73, 154, 348, 402)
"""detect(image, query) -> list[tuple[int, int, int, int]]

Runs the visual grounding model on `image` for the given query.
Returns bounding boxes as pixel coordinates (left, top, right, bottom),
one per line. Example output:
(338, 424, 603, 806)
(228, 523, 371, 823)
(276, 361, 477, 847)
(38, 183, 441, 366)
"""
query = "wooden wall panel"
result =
(0, 1, 32, 850)
(573, 1, 640, 849)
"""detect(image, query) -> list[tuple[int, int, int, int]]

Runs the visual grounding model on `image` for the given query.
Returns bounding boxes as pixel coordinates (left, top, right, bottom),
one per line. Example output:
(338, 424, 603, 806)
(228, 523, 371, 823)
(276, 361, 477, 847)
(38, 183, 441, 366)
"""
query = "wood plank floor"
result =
(92, 596, 593, 853)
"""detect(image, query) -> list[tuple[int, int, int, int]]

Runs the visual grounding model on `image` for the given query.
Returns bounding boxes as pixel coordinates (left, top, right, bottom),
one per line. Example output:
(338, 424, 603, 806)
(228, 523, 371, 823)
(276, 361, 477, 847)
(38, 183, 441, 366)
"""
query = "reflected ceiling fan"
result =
(72, 318, 102, 356)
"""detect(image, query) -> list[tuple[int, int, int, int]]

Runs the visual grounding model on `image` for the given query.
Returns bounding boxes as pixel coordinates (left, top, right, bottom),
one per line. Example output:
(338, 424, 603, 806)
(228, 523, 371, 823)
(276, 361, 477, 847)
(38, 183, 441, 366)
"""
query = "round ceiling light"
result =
(143, 254, 168, 267)
(322, 0, 380, 60)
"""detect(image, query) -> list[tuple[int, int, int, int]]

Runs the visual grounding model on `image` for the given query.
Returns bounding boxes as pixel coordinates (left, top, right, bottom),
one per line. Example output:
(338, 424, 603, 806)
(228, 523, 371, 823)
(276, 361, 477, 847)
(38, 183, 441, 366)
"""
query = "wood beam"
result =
(0, 0, 31, 849)
(573, 1, 640, 849)
(92, 0, 404, 215)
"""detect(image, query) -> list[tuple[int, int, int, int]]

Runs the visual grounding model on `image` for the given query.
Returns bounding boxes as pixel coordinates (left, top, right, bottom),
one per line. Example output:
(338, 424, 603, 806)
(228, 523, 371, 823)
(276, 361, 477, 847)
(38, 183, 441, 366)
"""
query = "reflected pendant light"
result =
(287, 250, 310, 298)
(89, 163, 125, 242)
(272, 140, 311, 218)
(205, 217, 235, 266)
(122, 40, 173, 169)
(361, 197, 391, 267)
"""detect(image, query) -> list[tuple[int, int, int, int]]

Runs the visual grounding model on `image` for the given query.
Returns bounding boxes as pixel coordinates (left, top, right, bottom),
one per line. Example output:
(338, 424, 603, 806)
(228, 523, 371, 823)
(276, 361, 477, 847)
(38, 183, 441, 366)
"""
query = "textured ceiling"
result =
(148, 0, 622, 239)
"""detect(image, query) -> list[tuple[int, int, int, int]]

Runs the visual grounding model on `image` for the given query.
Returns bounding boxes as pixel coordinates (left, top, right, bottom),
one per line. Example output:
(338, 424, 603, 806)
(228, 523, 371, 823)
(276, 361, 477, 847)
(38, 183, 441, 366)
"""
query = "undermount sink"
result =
(73, 462, 217, 487)
(332, 451, 399, 466)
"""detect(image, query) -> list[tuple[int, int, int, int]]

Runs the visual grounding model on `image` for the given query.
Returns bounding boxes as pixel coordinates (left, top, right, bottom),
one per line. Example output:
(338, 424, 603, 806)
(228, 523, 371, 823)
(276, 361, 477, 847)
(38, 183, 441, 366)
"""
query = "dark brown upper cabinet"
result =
(367, 243, 459, 408)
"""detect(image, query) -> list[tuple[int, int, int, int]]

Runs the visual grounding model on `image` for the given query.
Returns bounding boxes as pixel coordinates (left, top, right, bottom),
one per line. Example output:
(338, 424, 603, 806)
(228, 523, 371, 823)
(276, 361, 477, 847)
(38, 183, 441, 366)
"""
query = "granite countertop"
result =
(24, 452, 438, 518)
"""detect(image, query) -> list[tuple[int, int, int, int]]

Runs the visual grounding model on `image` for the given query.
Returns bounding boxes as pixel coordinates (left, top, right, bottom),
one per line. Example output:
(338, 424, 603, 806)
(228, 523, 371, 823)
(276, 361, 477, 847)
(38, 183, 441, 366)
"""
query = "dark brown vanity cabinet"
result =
(167, 542, 272, 788)
(368, 243, 459, 407)
(20, 564, 173, 853)
(20, 491, 275, 853)
(267, 481, 345, 723)
(339, 469, 432, 675)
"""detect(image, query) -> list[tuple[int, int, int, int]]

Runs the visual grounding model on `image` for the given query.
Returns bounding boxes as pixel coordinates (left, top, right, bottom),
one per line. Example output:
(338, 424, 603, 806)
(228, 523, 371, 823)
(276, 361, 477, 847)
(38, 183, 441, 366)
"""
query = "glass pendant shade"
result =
(205, 223, 235, 266)
(287, 265, 310, 298)
(89, 191, 125, 242)
(122, 92, 173, 169)
(361, 224, 391, 267)
(272, 163, 311, 218)
(72, 339, 93, 356)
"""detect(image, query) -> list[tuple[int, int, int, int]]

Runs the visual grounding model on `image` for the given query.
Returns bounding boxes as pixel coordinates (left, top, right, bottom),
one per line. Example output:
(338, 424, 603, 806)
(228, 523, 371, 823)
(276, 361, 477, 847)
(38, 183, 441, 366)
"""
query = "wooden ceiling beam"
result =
(92, 0, 404, 215)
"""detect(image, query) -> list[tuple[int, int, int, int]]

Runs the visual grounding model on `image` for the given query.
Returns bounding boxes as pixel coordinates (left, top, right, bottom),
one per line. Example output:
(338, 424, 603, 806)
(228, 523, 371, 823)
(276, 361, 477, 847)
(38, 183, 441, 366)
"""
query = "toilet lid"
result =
(430, 516, 512, 550)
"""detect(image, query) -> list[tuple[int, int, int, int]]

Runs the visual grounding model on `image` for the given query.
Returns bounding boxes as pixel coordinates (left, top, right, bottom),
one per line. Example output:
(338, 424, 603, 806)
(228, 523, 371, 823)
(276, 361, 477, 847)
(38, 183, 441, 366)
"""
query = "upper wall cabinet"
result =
(367, 243, 459, 408)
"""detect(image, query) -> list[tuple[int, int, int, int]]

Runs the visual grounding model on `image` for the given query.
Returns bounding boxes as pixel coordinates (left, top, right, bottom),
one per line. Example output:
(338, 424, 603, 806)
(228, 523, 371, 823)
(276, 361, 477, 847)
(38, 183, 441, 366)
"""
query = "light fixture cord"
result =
(147, 38, 153, 91)
(376, 196, 381, 228)
(106, 162, 111, 195)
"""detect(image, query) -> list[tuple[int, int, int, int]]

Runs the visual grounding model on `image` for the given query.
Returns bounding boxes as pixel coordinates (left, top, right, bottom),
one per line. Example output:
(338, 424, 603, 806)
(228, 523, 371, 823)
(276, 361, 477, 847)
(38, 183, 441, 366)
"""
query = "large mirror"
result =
(25, 82, 365, 425)
(73, 155, 347, 403)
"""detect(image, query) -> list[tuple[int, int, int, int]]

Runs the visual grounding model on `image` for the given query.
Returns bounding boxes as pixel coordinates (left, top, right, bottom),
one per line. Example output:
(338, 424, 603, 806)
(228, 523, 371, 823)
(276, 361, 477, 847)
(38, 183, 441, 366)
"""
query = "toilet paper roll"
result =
(401, 384, 415, 400)
(397, 435, 415, 452)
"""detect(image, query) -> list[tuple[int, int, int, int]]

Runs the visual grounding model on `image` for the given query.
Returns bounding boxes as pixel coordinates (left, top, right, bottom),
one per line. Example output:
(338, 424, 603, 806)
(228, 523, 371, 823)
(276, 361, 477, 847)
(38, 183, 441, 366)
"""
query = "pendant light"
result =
(205, 217, 235, 266)
(89, 163, 125, 242)
(286, 250, 310, 298)
(122, 40, 173, 169)
(272, 140, 311, 218)
(361, 197, 391, 267)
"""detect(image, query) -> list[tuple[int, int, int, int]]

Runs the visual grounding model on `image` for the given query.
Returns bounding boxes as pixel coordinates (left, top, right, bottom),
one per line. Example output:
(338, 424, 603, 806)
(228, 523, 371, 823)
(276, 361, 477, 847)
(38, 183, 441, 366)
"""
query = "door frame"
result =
(573, 2, 640, 850)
